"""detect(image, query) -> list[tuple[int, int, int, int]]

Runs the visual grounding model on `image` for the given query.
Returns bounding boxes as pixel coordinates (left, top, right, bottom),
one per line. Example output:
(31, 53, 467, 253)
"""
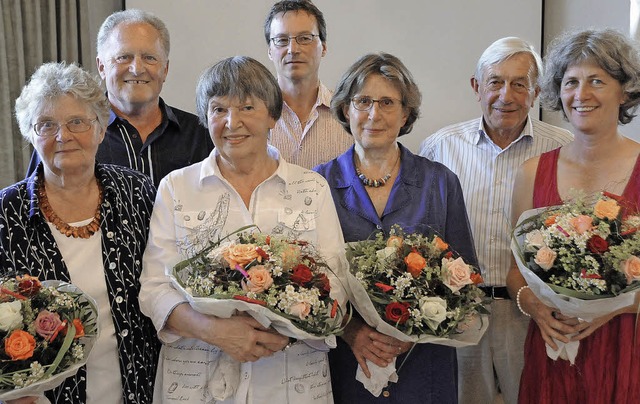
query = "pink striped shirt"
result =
(269, 82, 353, 169)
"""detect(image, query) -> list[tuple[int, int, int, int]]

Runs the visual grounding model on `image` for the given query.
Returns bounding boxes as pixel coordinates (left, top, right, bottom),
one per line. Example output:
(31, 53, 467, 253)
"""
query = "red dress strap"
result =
(532, 148, 562, 208)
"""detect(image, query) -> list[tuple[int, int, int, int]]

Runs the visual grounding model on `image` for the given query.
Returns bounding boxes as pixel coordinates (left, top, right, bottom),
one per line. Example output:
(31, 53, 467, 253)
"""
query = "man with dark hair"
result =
(264, 0, 352, 169)
(27, 9, 213, 185)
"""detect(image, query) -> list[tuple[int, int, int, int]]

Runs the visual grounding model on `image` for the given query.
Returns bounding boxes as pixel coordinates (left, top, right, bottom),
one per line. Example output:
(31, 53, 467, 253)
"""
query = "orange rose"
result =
(544, 214, 558, 227)
(594, 199, 621, 220)
(288, 301, 311, 320)
(534, 246, 557, 270)
(621, 256, 640, 285)
(5, 329, 35, 361)
(432, 236, 449, 252)
(223, 243, 259, 267)
(386, 236, 404, 248)
(405, 251, 426, 278)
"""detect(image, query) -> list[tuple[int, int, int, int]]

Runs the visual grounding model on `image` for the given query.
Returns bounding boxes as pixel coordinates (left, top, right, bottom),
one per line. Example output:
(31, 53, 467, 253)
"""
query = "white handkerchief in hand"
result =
(545, 336, 580, 365)
(355, 359, 399, 397)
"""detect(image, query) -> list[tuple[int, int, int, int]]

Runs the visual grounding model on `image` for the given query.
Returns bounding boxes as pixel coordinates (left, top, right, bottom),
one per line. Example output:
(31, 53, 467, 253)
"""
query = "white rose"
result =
(525, 230, 546, 252)
(0, 300, 24, 332)
(419, 296, 447, 331)
(376, 247, 397, 260)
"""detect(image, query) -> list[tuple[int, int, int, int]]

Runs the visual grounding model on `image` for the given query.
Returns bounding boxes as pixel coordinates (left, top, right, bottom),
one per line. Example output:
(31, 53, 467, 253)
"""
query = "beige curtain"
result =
(0, 0, 120, 188)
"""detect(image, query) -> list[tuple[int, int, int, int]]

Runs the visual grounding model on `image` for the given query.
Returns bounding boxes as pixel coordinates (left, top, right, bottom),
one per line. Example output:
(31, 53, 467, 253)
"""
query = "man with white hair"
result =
(419, 37, 572, 404)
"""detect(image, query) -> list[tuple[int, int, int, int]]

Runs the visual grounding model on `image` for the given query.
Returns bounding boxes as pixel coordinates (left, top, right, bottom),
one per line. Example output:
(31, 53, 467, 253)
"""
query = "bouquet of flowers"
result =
(169, 227, 347, 399)
(345, 226, 489, 396)
(0, 275, 98, 400)
(512, 192, 640, 362)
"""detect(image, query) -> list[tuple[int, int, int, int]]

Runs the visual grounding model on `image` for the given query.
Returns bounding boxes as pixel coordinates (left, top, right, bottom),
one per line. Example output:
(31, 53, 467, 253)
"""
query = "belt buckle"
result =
(490, 286, 506, 300)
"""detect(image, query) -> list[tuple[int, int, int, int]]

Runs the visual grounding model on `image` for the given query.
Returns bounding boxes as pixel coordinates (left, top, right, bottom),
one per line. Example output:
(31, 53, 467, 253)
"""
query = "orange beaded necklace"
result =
(38, 180, 103, 239)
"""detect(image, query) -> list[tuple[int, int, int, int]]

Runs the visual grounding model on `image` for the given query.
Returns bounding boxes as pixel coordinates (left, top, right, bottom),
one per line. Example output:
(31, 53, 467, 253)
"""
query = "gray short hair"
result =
(331, 52, 421, 136)
(97, 9, 170, 57)
(14, 62, 110, 143)
(540, 28, 640, 124)
(195, 56, 283, 126)
(475, 37, 543, 85)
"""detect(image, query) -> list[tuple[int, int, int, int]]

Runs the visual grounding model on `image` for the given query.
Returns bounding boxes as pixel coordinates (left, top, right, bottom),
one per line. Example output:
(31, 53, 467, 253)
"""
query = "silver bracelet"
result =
(516, 285, 531, 317)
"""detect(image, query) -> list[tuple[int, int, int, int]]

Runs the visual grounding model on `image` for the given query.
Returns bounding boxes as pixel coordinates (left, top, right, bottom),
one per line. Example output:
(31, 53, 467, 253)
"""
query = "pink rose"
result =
(534, 246, 557, 270)
(621, 256, 640, 285)
(34, 310, 63, 339)
(241, 265, 274, 293)
(441, 257, 473, 293)
(288, 301, 311, 320)
(569, 215, 593, 234)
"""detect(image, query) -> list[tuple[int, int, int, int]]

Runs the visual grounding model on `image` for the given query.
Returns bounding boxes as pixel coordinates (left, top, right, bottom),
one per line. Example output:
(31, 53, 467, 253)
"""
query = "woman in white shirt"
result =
(139, 56, 347, 403)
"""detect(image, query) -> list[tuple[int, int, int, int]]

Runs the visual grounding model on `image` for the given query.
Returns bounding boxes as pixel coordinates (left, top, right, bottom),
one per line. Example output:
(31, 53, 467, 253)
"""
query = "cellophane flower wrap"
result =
(0, 276, 98, 400)
(511, 192, 640, 363)
(345, 226, 489, 396)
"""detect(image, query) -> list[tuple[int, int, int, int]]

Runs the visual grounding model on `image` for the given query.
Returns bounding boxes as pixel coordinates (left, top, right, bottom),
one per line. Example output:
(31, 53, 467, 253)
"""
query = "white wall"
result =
(543, 0, 640, 141)
(126, 0, 542, 152)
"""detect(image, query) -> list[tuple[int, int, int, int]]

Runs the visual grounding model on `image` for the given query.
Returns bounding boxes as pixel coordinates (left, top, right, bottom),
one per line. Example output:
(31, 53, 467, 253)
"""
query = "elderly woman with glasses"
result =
(139, 56, 347, 403)
(314, 52, 477, 403)
(0, 62, 159, 403)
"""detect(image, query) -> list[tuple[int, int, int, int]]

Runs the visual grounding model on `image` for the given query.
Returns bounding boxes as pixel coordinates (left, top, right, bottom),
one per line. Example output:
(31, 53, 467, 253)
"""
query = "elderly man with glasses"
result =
(264, 0, 352, 169)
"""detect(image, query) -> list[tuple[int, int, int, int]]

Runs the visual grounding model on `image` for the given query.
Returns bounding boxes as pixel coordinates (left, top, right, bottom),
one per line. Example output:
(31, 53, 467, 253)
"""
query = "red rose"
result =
(291, 264, 313, 285)
(16, 275, 41, 297)
(587, 235, 609, 254)
(384, 302, 410, 325)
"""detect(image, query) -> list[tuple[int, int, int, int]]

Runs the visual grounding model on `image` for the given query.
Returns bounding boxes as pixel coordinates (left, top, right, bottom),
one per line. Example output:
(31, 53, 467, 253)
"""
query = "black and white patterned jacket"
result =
(0, 163, 160, 403)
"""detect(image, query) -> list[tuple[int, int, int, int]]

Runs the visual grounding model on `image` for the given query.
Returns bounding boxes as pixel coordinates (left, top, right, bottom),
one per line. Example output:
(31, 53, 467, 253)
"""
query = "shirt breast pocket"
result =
(174, 209, 223, 257)
(277, 208, 317, 234)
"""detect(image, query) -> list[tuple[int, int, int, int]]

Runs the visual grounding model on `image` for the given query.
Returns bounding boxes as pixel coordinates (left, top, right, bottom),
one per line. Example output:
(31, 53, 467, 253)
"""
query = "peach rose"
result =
(569, 215, 593, 234)
(594, 199, 621, 220)
(441, 257, 473, 293)
(241, 265, 274, 293)
(621, 256, 640, 284)
(534, 246, 557, 270)
(405, 251, 426, 278)
(432, 236, 449, 252)
(386, 235, 404, 248)
(5, 329, 35, 361)
(288, 301, 311, 320)
(223, 243, 259, 267)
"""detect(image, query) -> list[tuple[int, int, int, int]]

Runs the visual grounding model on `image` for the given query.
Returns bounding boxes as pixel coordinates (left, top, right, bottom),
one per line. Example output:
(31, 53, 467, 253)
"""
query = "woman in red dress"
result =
(506, 29, 640, 403)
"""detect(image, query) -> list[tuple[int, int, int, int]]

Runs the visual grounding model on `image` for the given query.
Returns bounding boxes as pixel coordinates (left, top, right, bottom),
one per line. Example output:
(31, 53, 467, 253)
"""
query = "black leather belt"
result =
(479, 286, 511, 300)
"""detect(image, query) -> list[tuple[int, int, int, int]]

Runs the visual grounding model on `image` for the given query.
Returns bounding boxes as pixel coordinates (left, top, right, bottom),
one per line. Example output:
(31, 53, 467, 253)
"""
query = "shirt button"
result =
(115, 296, 124, 304)
(106, 231, 114, 239)
(382, 390, 390, 397)
(120, 329, 129, 337)
(376, 225, 382, 230)
(243, 372, 249, 380)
